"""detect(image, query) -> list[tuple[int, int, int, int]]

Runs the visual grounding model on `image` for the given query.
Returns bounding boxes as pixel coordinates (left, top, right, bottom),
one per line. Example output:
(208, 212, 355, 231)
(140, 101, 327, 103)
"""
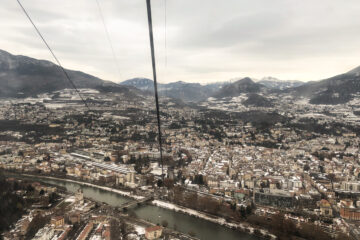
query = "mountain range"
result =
(257, 77, 304, 90)
(1, 49, 360, 105)
(0, 49, 139, 98)
(287, 67, 360, 104)
(120, 78, 225, 102)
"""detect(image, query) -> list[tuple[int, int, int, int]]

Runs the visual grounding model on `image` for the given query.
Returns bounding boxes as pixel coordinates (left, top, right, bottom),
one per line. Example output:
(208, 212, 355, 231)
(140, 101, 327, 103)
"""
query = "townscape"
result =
(1, 74, 360, 240)
(2, 0, 360, 239)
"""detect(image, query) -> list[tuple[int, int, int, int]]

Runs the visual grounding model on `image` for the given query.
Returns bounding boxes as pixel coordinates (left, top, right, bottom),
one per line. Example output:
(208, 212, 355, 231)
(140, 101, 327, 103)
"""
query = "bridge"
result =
(119, 196, 153, 210)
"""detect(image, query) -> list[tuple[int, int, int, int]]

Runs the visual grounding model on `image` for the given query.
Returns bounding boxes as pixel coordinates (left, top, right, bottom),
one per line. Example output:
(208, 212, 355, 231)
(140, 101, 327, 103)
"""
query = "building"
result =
(75, 188, 84, 204)
(57, 226, 72, 240)
(340, 206, 360, 220)
(341, 181, 360, 192)
(145, 226, 163, 240)
(76, 221, 94, 240)
(33, 226, 55, 240)
(340, 199, 360, 220)
(68, 211, 81, 224)
(20, 218, 30, 235)
(51, 216, 65, 228)
(319, 199, 332, 217)
(254, 190, 294, 208)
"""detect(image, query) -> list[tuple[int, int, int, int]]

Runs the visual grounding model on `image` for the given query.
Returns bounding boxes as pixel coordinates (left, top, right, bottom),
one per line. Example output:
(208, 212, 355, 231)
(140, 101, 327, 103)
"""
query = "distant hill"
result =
(120, 78, 225, 102)
(258, 77, 304, 90)
(120, 78, 154, 91)
(4, 49, 360, 105)
(287, 66, 360, 104)
(0, 49, 134, 97)
(243, 93, 273, 107)
(213, 77, 266, 98)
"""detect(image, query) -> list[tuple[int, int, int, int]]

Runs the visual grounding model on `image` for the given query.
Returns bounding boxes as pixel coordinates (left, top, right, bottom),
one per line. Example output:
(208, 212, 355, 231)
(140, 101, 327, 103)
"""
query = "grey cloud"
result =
(1, 0, 360, 83)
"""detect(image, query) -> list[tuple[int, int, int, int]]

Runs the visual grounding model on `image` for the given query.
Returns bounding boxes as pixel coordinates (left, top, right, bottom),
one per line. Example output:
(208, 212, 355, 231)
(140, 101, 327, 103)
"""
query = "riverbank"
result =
(9, 172, 273, 239)
(152, 200, 275, 239)
(6, 172, 201, 240)
(20, 173, 144, 200)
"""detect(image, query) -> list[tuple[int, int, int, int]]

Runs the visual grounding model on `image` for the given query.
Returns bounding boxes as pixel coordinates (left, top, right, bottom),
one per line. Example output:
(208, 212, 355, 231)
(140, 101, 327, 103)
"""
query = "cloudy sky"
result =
(1, 0, 360, 83)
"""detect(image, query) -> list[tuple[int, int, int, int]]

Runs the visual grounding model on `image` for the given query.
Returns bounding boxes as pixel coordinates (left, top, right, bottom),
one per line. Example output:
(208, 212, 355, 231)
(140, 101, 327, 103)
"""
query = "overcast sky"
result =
(1, 0, 360, 83)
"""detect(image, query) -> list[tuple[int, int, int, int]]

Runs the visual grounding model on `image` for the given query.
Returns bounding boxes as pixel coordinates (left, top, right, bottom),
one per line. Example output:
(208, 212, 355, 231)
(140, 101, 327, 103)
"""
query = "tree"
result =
(26, 214, 48, 239)
(253, 229, 262, 237)
(146, 175, 155, 186)
(157, 179, 163, 188)
(26, 184, 34, 193)
(240, 206, 246, 218)
(193, 175, 204, 185)
(184, 192, 198, 208)
(163, 178, 174, 189)
(300, 223, 330, 240)
(328, 173, 336, 190)
(104, 156, 110, 162)
(303, 164, 310, 171)
(246, 205, 252, 215)
(268, 213, 297, 238)
(49, 192, 58, 204)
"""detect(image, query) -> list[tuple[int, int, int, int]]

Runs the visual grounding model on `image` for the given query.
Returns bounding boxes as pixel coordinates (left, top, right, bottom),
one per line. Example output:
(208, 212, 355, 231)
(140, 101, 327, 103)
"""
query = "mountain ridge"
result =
(2, 49, 360, 105)
(213, 77, 266, 98)
(120, 78, 225, 102)
(0, 49, 132, 98)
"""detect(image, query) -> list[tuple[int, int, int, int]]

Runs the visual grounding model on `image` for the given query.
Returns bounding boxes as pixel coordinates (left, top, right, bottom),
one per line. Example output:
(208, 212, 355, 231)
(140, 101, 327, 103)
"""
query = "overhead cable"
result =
(95, 0, 122, 81)
(164, 0, 167, 69)
(16, 0, 90, 111)
(146, 0, 164, 182)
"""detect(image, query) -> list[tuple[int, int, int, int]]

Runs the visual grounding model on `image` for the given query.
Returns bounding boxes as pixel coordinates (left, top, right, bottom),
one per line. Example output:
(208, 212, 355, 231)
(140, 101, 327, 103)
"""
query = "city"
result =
(1, 0, 360, 239)
(1, 79, 360, 239)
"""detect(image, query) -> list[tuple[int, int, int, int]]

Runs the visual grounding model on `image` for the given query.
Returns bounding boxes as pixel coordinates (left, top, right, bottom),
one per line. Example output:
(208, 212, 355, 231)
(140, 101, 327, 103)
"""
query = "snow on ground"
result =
(89, 235, 102, 240)
(152, 200, 227, 225)
(152, 200, 276, 239)
(133, 225, 145, 235)
(65, 196, 76, 202)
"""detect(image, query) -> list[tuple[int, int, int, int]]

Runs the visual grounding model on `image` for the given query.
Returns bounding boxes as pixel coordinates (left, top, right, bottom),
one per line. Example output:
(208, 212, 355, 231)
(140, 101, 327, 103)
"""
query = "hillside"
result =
(213, 77, 266, 98)
(288, 66, 360, 104)
(120, 78, 224, 102)
(0, 49, 131, 97)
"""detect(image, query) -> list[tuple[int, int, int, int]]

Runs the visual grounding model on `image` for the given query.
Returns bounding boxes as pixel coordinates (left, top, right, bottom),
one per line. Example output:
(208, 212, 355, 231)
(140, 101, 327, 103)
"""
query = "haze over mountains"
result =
(121, 78, 225, 102)
(1, 49, 360, 105)
(257, 77, 304, 90)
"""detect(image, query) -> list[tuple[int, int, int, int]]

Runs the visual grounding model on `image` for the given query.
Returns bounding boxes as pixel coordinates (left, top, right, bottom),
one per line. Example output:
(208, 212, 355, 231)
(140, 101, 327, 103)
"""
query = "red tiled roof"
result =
(145, 225, 162, 232)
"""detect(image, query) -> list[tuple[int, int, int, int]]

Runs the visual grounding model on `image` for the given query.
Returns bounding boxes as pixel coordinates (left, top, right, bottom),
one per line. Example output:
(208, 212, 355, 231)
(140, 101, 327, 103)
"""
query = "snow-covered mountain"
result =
(120, 78, 226, 102)
(0, 49, 131, 97)
(258, 77, 304, 90)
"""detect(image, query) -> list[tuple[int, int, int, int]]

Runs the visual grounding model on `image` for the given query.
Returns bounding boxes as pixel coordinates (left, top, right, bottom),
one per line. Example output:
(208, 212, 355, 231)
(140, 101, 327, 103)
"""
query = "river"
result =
(10, 174, 258, 240)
